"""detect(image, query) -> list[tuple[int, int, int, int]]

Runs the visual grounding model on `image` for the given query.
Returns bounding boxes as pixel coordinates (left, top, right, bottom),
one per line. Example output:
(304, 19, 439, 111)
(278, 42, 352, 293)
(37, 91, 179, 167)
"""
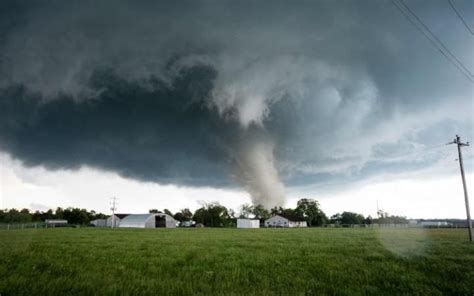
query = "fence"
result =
(0, 223, 80, 230)
(324, 223, 471, 228)
(324, 223, 410, 228)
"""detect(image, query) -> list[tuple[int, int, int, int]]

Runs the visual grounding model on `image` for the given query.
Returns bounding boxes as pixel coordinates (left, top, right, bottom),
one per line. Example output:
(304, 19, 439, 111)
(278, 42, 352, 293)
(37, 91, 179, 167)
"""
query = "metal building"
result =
(119, 213, 177, 228)
(45, 219, 68, 227)
(106, 214, 130, 227)
(237, 218, 260, 228)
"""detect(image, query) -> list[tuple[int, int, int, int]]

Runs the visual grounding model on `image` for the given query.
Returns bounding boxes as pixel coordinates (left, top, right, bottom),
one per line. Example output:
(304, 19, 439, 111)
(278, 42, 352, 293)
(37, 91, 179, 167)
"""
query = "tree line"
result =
(0, 198, 407, 226)
(0, 208, 107, 224)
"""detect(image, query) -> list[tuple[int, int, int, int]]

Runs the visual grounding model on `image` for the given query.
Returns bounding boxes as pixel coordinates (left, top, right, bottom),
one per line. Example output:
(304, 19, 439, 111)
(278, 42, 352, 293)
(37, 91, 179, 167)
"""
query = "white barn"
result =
(106, 214, 130, 227)
(119, 213, 177, 228)
(265, 215, 307, 228)
(237, 218, 260, 228)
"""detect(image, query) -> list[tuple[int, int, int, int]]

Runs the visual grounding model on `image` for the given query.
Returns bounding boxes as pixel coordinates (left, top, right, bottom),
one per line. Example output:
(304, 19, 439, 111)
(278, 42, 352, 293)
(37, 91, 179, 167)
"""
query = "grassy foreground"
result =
(0, 228, 473, 295)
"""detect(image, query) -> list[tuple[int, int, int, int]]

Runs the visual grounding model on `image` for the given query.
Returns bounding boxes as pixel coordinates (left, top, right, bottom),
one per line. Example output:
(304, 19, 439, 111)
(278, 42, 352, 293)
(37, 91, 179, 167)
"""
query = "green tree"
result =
(173, 208, 193, 222)
(364, 215, 373, 225)
(192, 202, 230, 227)
(295, 199, 327, 226)
(330, 213, 342, 224)
(0, 209, 5, 222)
(270, 206, 284, 216)
(181, 208, 193, 220)
(32, 210, 43, 222)
(63, 208, 89, 224)
(55, 207, 64, 219)
(340, 212, 365, 225)
(3, 209, 32, 223)
(239, 203, 254, 218)
(252, 205, 270, 222)
(193, 207, 207, 225)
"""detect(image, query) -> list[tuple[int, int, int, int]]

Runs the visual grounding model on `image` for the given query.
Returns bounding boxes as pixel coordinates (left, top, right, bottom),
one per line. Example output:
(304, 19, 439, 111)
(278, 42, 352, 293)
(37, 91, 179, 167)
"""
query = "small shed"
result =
(119, 213, 177, 228)
(237, 218, 260, 228)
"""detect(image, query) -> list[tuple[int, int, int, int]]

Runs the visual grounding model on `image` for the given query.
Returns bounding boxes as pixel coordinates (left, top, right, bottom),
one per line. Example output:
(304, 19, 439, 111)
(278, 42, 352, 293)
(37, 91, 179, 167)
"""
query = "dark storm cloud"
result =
(0, 64, 239, 186)
(0, 0, 472, 206)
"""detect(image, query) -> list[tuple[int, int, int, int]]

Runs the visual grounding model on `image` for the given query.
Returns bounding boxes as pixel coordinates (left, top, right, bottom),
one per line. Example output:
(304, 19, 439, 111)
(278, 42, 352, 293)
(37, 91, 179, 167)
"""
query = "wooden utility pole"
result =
(449, 135, 472, 242)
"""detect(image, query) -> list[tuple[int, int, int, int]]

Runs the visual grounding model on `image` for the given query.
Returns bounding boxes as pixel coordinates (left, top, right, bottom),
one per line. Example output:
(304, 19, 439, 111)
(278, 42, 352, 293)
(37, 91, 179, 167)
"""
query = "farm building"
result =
(420, 221, 450, 227)
(90, 219, 107, 227)
(106, 214, 130, 227)
(45, 219, 68, 227)
(119, 213, 177, 228)
(265, 215, 307, 228)
(180, 220, 195, 227)
(237, 218, 260, 228)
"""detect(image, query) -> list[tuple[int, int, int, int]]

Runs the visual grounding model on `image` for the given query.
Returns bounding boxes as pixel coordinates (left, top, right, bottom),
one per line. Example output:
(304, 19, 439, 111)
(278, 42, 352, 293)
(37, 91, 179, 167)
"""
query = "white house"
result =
(237, 218, 260, 228)
(265, 215, 307, 228)
(119, 213, 177, 228)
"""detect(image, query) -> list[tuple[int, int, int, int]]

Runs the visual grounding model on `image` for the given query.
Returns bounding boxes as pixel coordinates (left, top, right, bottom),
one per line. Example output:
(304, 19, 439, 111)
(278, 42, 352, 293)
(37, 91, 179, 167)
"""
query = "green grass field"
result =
(0, 228, 473, 295)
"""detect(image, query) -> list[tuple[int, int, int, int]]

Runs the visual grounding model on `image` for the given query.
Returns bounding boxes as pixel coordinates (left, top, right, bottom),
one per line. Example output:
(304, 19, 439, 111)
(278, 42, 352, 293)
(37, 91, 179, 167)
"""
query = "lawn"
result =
(0, 228, 473, 295)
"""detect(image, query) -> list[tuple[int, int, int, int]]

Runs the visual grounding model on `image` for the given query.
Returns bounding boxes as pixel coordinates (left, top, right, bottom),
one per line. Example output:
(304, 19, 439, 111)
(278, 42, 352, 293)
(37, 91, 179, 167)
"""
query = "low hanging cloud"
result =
(0, 0, 472, 208)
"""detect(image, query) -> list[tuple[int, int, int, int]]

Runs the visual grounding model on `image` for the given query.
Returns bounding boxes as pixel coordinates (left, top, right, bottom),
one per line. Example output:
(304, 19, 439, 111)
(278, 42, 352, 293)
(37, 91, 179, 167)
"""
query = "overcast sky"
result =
(0, 0, 473, 218)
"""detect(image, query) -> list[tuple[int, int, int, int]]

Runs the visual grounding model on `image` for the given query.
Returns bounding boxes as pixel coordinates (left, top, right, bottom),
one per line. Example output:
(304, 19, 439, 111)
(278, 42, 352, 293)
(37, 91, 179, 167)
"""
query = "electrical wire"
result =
(399, 0, 474, 77)
(447, 0, 474, 35)
(391, 0, 474, 83)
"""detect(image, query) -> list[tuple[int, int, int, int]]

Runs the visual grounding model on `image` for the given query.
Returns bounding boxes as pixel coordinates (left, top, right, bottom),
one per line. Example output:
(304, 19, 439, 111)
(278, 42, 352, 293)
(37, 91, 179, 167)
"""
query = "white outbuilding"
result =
(265, 215, 307, 228)
(237, 218, 260, 228)
(119, 213, 177, 228)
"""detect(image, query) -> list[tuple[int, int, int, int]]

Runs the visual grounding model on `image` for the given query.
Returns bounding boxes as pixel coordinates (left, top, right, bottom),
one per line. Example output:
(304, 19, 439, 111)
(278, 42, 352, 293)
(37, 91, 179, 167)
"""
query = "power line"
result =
(447, 0, 474, 35)
(391, 0, 474, 83)
(399, 0, 474, 77)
